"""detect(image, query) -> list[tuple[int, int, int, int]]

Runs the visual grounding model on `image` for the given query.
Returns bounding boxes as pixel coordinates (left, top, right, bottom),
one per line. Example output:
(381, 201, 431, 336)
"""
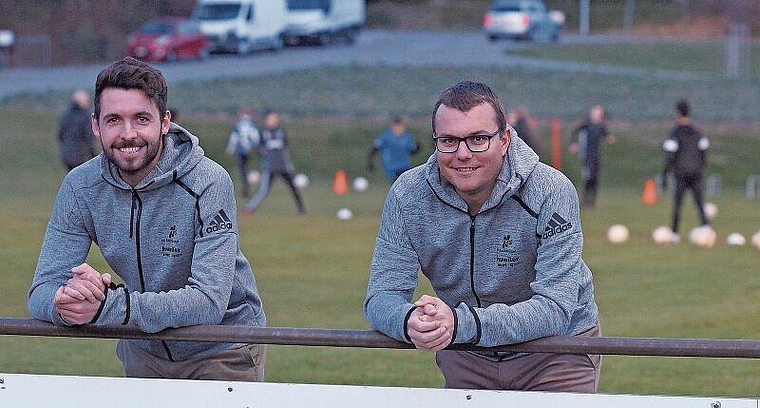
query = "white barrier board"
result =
(0, 373, 756, 408)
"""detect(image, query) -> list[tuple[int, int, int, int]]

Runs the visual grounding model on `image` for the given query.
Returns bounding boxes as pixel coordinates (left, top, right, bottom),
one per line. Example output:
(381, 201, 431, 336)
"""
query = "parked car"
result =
(0, 30, 13, 68)
(126, 17, 210, 62)
(482, 0, 564, 42)
(283, 0, 365, 46)
(193, 0, 287, 54)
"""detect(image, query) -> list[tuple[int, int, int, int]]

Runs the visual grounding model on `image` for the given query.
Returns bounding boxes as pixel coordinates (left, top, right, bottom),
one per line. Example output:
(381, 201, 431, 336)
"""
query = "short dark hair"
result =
(93, 57, 168, 120)
(432, 81, 507, 135)
(676, 99, 690, 117)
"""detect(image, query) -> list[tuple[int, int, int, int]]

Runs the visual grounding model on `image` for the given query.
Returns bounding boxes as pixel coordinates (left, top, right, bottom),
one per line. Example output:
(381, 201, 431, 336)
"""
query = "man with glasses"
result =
(364, 81, 600, 392)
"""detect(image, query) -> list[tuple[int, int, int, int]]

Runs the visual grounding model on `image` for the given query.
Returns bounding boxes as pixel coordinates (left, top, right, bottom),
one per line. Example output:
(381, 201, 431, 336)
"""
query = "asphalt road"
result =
(0, 30, 699, 100)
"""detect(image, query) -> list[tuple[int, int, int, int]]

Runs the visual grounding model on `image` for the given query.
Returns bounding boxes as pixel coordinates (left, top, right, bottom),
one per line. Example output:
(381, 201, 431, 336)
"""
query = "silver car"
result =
(482, 0, 564, 42)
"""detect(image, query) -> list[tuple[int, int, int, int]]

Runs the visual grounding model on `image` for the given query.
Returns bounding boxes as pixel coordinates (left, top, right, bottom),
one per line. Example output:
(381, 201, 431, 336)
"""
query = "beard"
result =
(103, 136, 163, 180)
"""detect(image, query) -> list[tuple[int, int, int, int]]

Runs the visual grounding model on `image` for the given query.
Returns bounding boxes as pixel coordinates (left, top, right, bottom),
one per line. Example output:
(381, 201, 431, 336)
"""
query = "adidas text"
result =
(543, 222, 572, 239)
(206, 222, 232, 234)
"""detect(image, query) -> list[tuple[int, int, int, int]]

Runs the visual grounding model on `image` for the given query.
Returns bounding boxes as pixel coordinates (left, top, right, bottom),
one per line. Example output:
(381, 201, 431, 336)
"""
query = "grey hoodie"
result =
(364, 136, 598, 351)
(28, 124, 265, 361)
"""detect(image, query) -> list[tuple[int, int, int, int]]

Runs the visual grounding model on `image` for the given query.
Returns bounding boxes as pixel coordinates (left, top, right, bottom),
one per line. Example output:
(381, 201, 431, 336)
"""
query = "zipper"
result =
(469, 215, 482, 308)
(130, 188, 175, 362)
(131, 190, 146, 292)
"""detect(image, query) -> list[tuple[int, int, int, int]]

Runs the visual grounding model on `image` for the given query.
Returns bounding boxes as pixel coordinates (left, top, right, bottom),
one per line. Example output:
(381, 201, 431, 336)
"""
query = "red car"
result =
(126, 17, 209, 62)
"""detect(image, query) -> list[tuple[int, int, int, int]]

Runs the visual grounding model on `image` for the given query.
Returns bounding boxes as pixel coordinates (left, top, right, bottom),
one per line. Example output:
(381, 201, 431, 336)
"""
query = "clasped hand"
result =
(53, 263, 112, 325)
(406, 295, 454, 351)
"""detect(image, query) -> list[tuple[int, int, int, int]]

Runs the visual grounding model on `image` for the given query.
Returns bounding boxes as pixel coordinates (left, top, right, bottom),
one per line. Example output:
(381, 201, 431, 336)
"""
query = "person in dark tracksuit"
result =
(508, 105, 540, 157)
(243, 109, 305, 215)
(58, 89, 96, 171)
(662, 99, 710, 243)
(569, 105, 615, 209)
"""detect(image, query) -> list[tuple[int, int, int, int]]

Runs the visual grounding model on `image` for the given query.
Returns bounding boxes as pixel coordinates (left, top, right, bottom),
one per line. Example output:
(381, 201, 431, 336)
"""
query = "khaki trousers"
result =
(436, 325, 601, 392)
(117, 341, 266, 382)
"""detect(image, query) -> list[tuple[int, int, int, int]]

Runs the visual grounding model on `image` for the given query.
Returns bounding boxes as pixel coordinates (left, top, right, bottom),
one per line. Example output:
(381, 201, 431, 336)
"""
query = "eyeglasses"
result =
(432, 129, 500, 153)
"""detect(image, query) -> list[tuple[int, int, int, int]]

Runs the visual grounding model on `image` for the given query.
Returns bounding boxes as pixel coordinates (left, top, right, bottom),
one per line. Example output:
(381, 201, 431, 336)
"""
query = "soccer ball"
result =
(688, 225, 717, 248)
(293, 173, 309, 189)
(246, 170, 260, 184)
(352, 176, 369, 193)
(703, 202, 718, 220)
(336, 207, 353, 220)
(652, 226, 674, 245)
(725, 232, 746, 246)
(606, 224, 630, 244)
(751, 230, 760, 250)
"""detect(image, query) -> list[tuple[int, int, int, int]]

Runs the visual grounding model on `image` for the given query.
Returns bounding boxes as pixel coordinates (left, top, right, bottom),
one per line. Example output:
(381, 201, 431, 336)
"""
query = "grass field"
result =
(1, 41, 759, 398)
(512, 40, 760, 79)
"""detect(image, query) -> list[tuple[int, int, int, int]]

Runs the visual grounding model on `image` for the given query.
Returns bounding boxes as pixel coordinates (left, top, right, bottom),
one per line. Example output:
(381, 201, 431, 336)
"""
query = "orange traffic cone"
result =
(642, 178, 658, 205)
(333, 169, 348, 195)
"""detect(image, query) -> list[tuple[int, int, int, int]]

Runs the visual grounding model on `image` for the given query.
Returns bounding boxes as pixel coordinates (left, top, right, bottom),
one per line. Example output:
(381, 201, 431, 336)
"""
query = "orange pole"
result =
(551, 117, 562, 171)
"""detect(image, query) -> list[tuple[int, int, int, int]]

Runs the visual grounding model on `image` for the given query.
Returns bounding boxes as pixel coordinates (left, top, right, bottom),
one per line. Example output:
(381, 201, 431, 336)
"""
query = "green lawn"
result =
(1, 55, 759, 398)
(511, 40, 760, 78)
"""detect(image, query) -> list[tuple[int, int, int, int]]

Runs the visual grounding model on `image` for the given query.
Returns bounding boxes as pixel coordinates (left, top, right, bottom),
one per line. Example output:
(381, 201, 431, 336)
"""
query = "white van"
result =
(193, 0, 287, 54)
(283, 0, 365, 46)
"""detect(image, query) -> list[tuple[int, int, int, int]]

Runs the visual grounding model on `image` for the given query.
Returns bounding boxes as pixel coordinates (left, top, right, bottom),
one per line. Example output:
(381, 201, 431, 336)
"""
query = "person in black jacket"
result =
(569, 105, 615, 208)
(57, 89, 96, 170)
(662, 99, 710, 243)
(508, 105, 540, 156)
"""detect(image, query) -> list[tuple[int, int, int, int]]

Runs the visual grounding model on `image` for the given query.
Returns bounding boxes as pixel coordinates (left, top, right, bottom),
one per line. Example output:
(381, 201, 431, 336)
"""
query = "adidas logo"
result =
(205, 209, 233, 234)
(542, 212, 572, 239)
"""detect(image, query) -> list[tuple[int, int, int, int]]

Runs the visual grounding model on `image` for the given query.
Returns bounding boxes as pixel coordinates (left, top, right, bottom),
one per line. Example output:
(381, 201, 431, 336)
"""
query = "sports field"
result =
(1, 41, 759, 397)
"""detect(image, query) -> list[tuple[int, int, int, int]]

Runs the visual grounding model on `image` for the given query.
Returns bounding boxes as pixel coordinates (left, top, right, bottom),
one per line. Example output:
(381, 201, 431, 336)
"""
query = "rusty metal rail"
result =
(2, 317, 760, 358)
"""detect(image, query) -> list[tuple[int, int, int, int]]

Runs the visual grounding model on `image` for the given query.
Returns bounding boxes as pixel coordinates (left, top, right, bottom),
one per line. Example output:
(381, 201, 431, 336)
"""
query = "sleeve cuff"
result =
(452, 302, 481, 344)
(402, 305, 416, 343)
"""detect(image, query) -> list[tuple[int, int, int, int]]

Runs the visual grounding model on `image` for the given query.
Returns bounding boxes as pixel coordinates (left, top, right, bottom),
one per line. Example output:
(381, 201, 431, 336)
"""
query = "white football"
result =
(246, 170, 260, 184)
(751, 230, 760, 250)
(652, 226, 674, 245)
(293, 173, 309, 189)
(607, 224, 630, 244)
(703, 202, 718, 220)
(725, 232, 746, 246)
(336, 207, 353, 220)
(352, 176, 369, 193)
(689, 225, 717, 248)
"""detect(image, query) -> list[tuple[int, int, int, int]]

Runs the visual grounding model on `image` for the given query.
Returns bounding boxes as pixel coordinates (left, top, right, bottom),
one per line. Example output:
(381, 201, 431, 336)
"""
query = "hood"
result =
(100, 123, 205, 191)
(424, 134, 540, 213)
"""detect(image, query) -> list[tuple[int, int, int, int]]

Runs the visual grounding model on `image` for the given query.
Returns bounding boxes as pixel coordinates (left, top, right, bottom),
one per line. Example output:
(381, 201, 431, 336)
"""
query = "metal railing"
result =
(2, 317, 760, 359)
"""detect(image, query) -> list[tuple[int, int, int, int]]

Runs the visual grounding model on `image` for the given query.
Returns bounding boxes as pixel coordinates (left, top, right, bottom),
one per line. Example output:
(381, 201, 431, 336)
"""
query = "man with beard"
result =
(28, 57, 266, 381)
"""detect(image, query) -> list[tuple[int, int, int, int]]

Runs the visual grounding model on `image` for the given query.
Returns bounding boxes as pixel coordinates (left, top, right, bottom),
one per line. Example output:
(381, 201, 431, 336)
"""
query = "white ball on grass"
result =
(352, 176, 369, 192)
(652, 226, 674, 245)
(336, 207, 353, 220)
(751, 230, 760, 250)
(246, 170, 260, 184)
(725, 232, 746, 246)
(703, 202, 718, 220)
(293, 173, 309, 189)
(606, 224, 630, 244)
(688, 225, 717, 248)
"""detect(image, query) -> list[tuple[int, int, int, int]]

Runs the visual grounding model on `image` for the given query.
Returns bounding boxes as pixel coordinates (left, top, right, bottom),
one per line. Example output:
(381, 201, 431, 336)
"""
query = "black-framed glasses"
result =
(432, 129, 500, 153)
